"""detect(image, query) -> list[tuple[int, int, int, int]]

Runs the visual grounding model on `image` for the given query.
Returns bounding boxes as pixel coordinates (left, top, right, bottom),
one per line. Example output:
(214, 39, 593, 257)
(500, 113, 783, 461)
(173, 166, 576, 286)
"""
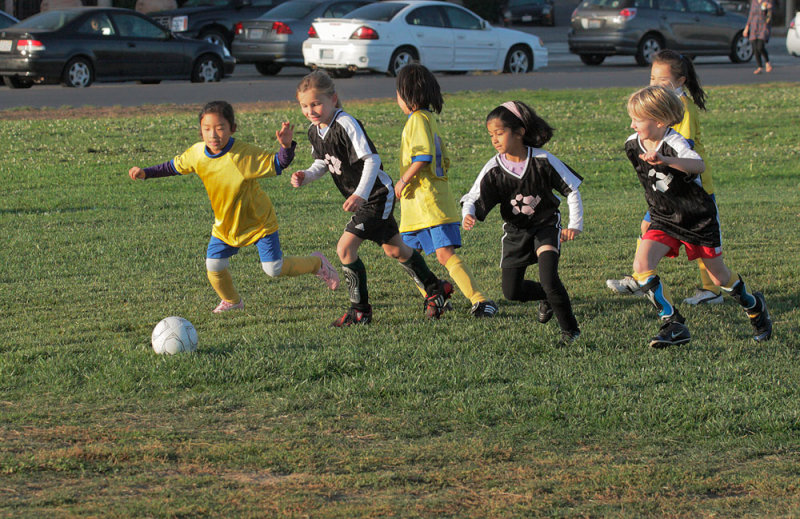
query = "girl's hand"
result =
(561, 228, 581, 241)
(128, 167, 145, 180)
(462, 214, 476, 231)
(291, 170, 305, 188)
(639, 151, 665, 165)
(276, 121, 294, 148)
(394, 179, 406, 200)
(343, 194, 366, 213)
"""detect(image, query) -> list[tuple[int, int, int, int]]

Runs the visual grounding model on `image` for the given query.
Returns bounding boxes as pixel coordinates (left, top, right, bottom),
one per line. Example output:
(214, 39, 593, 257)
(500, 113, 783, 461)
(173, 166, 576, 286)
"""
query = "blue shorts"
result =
(401, 223, 461, 255)
(206, 232, 283, 262)
(644, 193, 715, 223)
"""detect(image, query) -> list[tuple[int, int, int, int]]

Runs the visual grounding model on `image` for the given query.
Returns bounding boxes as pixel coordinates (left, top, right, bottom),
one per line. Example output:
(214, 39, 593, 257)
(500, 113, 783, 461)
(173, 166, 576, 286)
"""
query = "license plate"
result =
(521, 14, 533, 22)
(248, 28, 263, 39)
(587, 19, 603, 28)
(320, 49, 333, 59)
(0, 40, 11, 52)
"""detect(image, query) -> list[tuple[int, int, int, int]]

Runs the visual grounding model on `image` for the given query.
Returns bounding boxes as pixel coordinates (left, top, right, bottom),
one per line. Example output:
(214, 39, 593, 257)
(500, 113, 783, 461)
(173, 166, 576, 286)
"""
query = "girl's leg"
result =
(206, 257, 243, 312)
(753, 40, 764, 71)
(256, 231, 339, 289)
(436, 245, 490, 307)
(501, 266, 546, 302)
(337, 232, 370, 312)
(536, 246, 579, 334)
(384, 234, 444, 297)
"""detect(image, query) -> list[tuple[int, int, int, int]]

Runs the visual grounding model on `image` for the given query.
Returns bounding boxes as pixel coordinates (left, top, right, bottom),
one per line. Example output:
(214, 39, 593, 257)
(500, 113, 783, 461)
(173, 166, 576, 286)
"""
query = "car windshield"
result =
(262, 0, 319, 18)
(580, 0, 633, 7)
(510, 0, 546, 5)
(182, 0, 232, 6)
(343, 2, 405, 21)
(13, 10, 83, 30)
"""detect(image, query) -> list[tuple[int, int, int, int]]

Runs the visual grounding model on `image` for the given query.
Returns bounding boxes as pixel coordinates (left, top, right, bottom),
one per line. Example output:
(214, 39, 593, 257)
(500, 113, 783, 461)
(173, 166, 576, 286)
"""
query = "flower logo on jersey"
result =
(648, 168, 673, 193)
(510, 194, 541, 215)
(325, 153, 343, 175)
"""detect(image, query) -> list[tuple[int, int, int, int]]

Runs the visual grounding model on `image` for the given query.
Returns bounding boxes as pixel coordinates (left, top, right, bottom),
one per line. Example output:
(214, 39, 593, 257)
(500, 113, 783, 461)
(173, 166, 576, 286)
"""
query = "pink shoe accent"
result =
(312, 251, 339, 290)
(213, 299, 244, 314)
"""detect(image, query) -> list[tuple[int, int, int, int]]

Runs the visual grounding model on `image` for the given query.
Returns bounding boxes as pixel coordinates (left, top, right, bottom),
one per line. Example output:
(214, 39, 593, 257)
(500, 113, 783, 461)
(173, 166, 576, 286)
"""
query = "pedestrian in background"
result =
(744, 0, 774, 74)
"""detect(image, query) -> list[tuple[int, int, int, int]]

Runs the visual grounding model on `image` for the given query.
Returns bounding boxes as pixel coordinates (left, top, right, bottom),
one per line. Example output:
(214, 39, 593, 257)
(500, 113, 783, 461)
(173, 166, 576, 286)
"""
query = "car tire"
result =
(504, 45, 532, 73)
(201, 29, 229, 50)
(579, 54, 605, 66)
(3, 76, 33, 88)
(62, 57, 93, 88)
(388, 46, 417, 77)
(730, 32, 753, 63)
(191, 54, 223, 83)
(255, 62, 283, 76)
(139, 80, 162, 84)
(635, 34, 662, 66)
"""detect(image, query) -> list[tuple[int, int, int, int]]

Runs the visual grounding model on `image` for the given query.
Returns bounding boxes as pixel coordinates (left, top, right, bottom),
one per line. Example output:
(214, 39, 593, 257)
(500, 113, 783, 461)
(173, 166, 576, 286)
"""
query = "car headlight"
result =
(171, 16, 188, 32)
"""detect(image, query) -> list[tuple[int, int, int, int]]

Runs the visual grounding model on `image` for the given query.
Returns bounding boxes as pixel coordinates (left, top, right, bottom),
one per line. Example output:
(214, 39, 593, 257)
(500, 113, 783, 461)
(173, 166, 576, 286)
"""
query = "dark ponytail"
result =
(486, 100, 553, 148)
(652, 49, 707, 111)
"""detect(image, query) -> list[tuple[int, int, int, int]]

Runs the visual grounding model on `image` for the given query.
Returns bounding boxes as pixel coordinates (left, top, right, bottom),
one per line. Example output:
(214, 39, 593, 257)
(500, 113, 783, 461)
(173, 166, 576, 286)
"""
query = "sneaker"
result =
(683, 289, 723, 305)
(213, 299, 244, 314)
(558, 329, 581, 346)
(606, 276, 644, 296)
(424, 280, 454, 319)
(649, 318, 691, 349)
(331, 305, 372, 327)
(747, 291, 772, 342)
(470, 300, 498, 318)
(311, 251, 339, 290)
(537, 300, 554, 324)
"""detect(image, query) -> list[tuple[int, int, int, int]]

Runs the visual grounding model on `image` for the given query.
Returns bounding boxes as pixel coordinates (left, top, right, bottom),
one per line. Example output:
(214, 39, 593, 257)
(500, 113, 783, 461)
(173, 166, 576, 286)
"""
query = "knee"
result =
(206, 257, 230, 272)
(502, 284, 523, 301)
(261, 258, 283, 277)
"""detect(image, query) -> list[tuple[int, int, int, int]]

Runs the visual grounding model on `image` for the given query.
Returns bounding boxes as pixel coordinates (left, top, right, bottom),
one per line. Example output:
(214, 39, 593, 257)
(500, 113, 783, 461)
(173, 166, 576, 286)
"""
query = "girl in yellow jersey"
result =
(607, 50, 722, 306)
(128, 101, 339, 314)
(394, 64, 497, 318)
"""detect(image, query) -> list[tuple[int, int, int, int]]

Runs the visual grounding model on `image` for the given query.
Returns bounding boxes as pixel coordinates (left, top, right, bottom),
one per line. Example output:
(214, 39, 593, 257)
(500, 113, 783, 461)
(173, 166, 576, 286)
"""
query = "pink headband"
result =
(501, 101, 522, 120)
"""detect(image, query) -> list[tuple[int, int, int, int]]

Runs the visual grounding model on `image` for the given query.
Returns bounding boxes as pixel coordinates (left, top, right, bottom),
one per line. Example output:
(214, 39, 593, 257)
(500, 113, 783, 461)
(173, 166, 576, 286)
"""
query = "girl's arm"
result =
(640, 151, 705, 175)
(561, 189, 584, 241)
(128, 161, 179, 180)
(460, 159, 498, 228)
(395, 160, 427, 199)
(352, 153, 381, 201)
(291, 159, 328, 187)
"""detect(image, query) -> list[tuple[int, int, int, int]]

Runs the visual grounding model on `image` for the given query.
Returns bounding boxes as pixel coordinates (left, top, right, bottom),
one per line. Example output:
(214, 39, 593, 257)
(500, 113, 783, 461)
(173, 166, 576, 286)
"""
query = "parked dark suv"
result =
(568, 0, 752, 66)
(151, 0, 287, 50)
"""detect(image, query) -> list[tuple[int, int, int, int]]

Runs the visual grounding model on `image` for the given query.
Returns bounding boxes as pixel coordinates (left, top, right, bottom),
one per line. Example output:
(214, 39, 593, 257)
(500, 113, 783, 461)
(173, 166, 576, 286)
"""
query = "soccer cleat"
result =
(331, 305, 372, 327)
(213, 299, 244, 314)
(558, 329, 581, 346)
(683, 289, 723, 305)
(424, 280, 454, 319)
(747, 291, 772, 342)
(470, 300, 498, 318)
(606, 275, 644, 296)
(312, 251, 340, 290)
(537, 300, 554, 324)
(649, 318, 691, 349)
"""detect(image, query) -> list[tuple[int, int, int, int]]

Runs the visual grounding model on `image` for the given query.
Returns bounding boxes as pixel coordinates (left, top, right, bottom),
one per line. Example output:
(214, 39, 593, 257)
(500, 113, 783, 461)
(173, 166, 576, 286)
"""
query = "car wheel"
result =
(62, 57, 93, 88)
(201, 29, 229, 50)
(388, 47, 417, 77)
(139, 80, 162, 84)
(635, 34, 662, 66)
(191, 54, 222, 83)
(3, 76, 33, 88)
(504, 45, 532, 73)
(730, 32, 753, 63)
(579, 54, 605, 66)
(255, 62, 283, 75)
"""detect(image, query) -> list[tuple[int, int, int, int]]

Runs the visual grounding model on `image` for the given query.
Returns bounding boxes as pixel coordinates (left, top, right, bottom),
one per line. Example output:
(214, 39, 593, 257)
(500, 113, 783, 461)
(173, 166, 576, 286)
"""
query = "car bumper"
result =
(787, 32, 800, 56)
(567, 29, 639, 55)
(302, 40, 392, 73)
(231, 41, 303, 65)
(0, 56, 64, 82)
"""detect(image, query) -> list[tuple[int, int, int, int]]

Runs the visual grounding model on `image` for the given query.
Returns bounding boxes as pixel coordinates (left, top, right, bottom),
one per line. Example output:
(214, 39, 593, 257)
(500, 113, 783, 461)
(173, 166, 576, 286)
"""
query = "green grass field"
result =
(1, 83, 799, 518)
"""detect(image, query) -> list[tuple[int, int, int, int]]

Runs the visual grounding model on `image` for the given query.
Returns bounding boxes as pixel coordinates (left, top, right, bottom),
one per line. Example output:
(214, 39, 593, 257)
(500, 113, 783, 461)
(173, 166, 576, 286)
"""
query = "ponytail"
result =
(652, 49, 707, 110)
(486, 100, 553, 148)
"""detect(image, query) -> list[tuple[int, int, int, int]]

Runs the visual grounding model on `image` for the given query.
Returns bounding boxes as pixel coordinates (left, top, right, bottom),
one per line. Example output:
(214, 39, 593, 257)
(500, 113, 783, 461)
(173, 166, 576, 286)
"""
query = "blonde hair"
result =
(627, 85, 684, 126)
(296, 70, 342, 108)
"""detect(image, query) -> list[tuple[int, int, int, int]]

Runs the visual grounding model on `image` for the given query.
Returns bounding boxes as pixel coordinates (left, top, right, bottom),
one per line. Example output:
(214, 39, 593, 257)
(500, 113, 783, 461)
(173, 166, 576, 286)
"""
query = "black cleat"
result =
(425, 280, 454, 319)
(331, 306, 372, 327)
(470, 300, 498, 318)
(747, 291, 773, 342)
(649, 318, 691, 348)
(558, 329, 581, 346)
(538, 300, 554, 324)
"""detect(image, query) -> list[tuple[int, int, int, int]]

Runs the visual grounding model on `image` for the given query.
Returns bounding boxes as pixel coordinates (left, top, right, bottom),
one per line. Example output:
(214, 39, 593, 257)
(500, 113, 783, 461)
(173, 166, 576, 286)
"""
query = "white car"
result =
(788, 12, 800, 57)
(302, 0, 548, 77)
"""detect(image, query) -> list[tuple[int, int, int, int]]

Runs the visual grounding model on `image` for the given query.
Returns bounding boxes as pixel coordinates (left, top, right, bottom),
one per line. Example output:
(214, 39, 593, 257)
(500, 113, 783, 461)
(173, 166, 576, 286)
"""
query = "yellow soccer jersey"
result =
(673, 95, 713, 195)
(172, 139, 281, 247)
(398, 110, 460, 233)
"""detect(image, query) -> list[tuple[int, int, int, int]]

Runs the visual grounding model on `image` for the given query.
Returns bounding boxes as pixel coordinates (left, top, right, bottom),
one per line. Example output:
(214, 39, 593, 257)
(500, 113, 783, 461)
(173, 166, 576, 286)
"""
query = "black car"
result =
(150, 0, 287, 50)
(0, 7, 235, 88)
(502, 0, 555, 26)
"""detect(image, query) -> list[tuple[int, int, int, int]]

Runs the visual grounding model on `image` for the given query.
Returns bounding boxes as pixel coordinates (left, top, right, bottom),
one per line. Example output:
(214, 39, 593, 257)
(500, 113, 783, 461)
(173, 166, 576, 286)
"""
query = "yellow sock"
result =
(632, 269, 672, 301)
(278, 256, 321, 277)
(207, 269, 240, 304)
(697, 259, 721, 294)
(445, 255, 486, 304)
(723, 270, 740, 290)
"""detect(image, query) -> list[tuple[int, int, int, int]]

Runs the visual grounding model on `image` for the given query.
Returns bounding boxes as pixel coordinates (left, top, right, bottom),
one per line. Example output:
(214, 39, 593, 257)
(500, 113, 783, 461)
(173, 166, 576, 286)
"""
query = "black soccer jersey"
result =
(461, 147, 583, 230)
(625, 128, 720, 247)
(307, 109, 394, 219)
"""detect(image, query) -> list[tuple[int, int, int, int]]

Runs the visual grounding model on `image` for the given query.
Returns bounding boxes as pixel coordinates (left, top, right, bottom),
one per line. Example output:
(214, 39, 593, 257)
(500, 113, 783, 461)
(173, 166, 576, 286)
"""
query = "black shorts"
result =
(500, 222, 561, 269)
(345, 211, 400, 245)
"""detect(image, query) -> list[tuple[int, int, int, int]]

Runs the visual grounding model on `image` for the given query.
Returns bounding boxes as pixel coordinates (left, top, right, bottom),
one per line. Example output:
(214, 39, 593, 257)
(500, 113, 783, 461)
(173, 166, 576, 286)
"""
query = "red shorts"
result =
(642, 229, 722, 261)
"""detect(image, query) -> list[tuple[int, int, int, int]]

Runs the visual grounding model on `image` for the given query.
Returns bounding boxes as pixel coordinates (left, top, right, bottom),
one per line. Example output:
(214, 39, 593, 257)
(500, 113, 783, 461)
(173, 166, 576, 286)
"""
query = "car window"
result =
(686, 0, 718, 13)
(324, 2, 368, 18)
(0, 13, 18, 29)
(442, 6, 482, 29)
(112, 13, 168, 39)
(633, 0, 656, 7)
(77, 14, 115, 36)
(252, 0, 278, 6)
(580, 0, 634, 7)
(344, 2, 406, 21)
(13, 10, 82, 30)
(406, 6, 446, 27)
(265, 0, 318, 17)
(510, 0, 545, 5)
(182, 0, 231, 6)
(658, 0, 687, 11)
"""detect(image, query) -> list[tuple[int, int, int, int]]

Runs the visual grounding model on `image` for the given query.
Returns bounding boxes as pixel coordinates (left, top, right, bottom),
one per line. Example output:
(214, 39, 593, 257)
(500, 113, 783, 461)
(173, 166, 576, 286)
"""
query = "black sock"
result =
(342, 258, 369, 310)
(502, 267, 546, 302)
(537, 251, 579, 332)
(399, 249, 439, 294)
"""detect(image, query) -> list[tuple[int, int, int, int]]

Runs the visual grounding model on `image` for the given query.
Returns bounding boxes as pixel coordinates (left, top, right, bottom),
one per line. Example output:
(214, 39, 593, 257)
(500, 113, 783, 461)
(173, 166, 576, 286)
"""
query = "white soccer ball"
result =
(151, 316, 198, 355)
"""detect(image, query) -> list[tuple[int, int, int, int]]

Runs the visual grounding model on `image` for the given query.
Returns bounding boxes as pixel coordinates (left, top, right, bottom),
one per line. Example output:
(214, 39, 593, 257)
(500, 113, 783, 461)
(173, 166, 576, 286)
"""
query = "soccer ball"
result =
(151, 316, 198, 355)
